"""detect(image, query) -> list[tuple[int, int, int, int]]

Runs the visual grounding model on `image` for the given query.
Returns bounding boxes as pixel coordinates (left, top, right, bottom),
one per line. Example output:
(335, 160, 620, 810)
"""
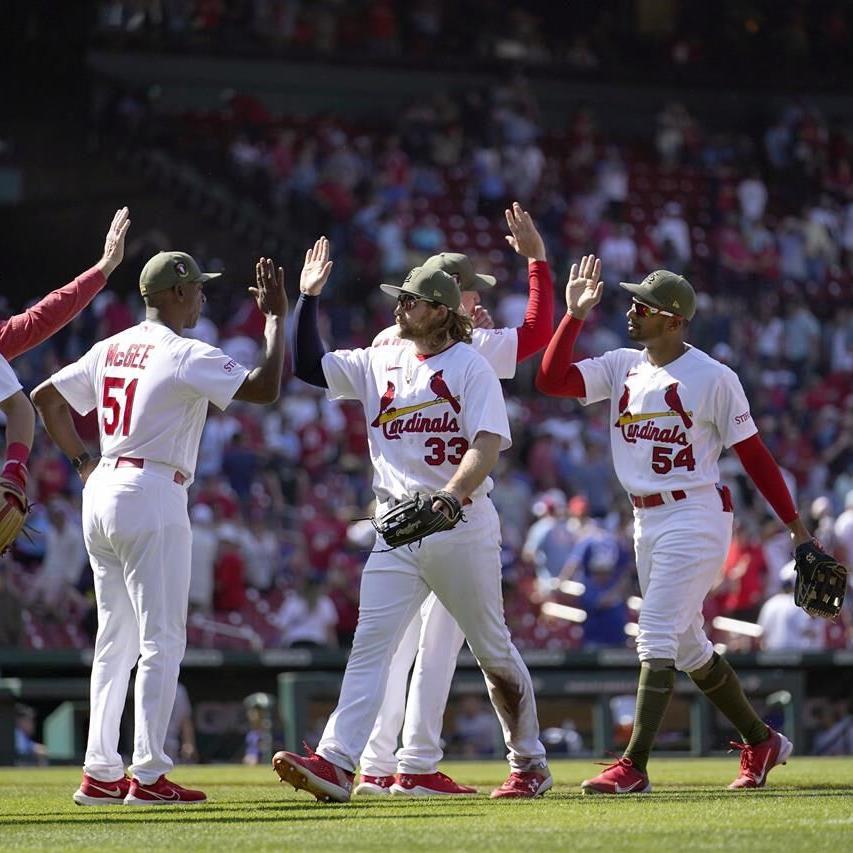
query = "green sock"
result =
(623, 660, 676, 773)
(689, 653, 769, 746)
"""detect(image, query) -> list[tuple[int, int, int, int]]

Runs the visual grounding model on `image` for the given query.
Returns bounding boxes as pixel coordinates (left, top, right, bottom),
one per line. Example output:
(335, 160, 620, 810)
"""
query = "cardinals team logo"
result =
(371, 371, 461, 440)
(615, 380, 693, 445)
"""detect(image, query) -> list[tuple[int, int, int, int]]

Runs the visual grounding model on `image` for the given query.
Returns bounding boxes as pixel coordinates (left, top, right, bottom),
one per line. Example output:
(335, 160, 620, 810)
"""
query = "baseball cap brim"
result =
(379, 283, 408, 298)
(199, 272, 222, 283)
(619, 280, 671, 312)
(466, 273, 497, 290)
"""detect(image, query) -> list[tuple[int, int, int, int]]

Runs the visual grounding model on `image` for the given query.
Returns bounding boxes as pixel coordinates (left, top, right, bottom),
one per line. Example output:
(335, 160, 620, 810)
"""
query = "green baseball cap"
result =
(380, 266, 461, 311)
(139, 251, 222, 297)
(422, 252, 496, 291)
(619, 270, 696, 320)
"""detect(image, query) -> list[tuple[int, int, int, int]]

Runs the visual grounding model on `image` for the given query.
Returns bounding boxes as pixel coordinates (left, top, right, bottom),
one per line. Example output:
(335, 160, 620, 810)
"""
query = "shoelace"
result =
(728, 741, 755, 777)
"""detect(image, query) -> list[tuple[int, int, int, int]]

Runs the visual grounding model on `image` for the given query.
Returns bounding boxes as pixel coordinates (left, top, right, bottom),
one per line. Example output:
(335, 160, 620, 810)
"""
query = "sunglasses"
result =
(631, 298, 679, 319)
(397, 293, 439, 310)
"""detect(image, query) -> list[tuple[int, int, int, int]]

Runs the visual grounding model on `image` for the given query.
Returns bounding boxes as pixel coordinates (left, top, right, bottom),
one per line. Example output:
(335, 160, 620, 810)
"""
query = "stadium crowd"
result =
(2, 29, 852, 657)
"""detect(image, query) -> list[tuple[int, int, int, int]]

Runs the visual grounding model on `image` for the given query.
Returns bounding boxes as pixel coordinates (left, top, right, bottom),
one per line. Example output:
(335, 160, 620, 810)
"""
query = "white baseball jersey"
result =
(576, 345, 757, 495)
(322, 342, 511, 504)
(0, 354, 22, 402)
(373, 326, 519, 379)
(50, 321, 250, 476)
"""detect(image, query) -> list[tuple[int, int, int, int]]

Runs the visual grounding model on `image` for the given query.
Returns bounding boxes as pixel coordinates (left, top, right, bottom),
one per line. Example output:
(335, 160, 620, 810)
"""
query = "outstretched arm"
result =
(234, 258, 288, 404)
(0, 390, 35, 490)
(291, 237, 334, 388)
(535, 254, 603, 397)
(0, 208, 131, 360)
(504, 202, 554, 362)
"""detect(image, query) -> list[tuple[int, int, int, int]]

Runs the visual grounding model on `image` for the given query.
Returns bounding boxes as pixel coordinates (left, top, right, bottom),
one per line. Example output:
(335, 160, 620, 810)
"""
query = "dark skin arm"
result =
(233, 258, 288, 404)
(30, 383, 98, 483)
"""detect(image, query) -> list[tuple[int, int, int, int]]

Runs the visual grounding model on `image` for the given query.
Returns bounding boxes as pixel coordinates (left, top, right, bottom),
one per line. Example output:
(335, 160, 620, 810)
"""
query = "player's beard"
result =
(397, 312, 433, 340)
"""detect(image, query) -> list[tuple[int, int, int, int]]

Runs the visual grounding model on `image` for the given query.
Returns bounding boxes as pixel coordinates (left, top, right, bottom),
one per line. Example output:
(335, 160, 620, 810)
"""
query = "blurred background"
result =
(1, 0, 851, 767)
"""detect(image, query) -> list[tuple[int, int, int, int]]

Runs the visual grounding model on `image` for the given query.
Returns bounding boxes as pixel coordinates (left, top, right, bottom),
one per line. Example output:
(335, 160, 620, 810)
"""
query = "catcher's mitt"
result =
(372, 491, 465, 550)
(793, 540, 847, 620)
(0, 476, 29, 555)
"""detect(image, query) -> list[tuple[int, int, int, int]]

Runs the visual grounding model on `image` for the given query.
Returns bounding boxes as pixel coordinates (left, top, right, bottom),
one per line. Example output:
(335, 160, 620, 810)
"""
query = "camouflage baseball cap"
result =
(619, 270, 696, 320)
(139, 251, 222, 297)
(380, 266, 461, 311)
(422, 252, 496, 291)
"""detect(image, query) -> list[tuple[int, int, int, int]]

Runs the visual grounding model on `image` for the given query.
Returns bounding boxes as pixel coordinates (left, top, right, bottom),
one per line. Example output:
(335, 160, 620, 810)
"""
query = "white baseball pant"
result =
(633, 484, 734, 672)
(359, 593, 465, 777)
(318, 498, 546, 774)
(81, 460, 192, 784)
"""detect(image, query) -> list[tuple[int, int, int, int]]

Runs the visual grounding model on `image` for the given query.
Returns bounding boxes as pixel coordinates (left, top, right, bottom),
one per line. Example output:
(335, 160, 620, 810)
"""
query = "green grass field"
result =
(1, 758, 852, 851)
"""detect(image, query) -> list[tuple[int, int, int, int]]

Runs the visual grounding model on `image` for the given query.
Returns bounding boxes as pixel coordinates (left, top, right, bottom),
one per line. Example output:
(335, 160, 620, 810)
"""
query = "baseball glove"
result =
(0, 477, 30, 554)
(372, 491, 465, 550)
(793, 540, 847, 620)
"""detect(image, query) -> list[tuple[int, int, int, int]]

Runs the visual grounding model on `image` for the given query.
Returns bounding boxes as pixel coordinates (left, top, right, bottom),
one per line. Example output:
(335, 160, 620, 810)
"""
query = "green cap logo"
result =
(139, 251, 222, 297)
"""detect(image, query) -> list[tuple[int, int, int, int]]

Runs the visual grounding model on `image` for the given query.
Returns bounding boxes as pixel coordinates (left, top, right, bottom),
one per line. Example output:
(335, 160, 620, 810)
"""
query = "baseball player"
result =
(31, 253, 287, 805)
(536, 256, 818, 793)
(273, 237, 550, 802)
(0, 208, 131, 504)
(358, 203, 554, 796)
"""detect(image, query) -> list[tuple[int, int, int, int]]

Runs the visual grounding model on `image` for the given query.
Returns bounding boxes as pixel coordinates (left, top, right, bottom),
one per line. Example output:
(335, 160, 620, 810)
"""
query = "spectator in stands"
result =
(652, 202, 691, 272)
(0, 561, 23, 647)
(449, 695, 500, 758)
(15, 704, 47, 766)
(523, 489, 576, 592)
(213, 523, 247, 613)
(757, 561, 825, 651)
(565, 528, 632, 648)
(276, 574, 338, 648)
(242, 513, 280, 592)
(26, 497, 87, 621)
(165, 682, 197, 764)
(737, 168, 768, 224)
(834, 490, 853, 569)
(189, 504, 218, 614)
(716, 518, 768, 623)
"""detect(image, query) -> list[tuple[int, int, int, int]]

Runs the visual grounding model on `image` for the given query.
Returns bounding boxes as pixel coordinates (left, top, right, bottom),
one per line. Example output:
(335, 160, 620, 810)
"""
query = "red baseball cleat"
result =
(490, 769, 552, 799)
(354, 774, 395, 796)
(72, 773, 130, 806)
(124, 775, 207, 805)
(391, 771, 478, 797)
(727, 729, 793, 789)
(581, 758, 651, 795)
(272, 748, 353, 803)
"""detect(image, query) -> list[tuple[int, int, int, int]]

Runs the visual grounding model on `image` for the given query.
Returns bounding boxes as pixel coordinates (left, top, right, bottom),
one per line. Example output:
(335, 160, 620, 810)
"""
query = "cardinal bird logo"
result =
(371, 381, 397, 427)
(664, 382, 693, 429)
(429, 370, 461, 413)
(616, 384, 631, 422)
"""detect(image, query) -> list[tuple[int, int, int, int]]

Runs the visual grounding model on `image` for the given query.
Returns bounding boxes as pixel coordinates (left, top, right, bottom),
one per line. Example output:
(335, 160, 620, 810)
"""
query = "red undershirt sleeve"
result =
(534, 313, 587, 397)
(732, 433, 798, 524)
(515, 260, 555, 362)
(0, 266, 107, 360)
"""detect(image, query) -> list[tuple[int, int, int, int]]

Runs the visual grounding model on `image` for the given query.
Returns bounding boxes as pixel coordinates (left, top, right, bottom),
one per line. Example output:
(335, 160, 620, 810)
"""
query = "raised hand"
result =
(504, 202, 546, 261)
(566, 254, 604, 319)
(97, 207, 131, 277)
(471, 305, 495, 329)
(300, 236, 334, 296)
(250, 258, 288, 318)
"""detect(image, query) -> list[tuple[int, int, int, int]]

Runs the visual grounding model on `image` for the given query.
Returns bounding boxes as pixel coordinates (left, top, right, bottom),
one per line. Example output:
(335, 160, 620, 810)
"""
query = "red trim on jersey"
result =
(732, 433, 798, 524)
(535, 313, 587, 397)
(0, 266, 107, 360)
(415, 341, 460, 361)
(515, 259, 555, 363)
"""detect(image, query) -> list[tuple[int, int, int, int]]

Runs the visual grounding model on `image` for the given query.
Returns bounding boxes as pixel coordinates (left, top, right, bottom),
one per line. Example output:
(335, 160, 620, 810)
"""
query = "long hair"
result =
(423, 306, 473, 350)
